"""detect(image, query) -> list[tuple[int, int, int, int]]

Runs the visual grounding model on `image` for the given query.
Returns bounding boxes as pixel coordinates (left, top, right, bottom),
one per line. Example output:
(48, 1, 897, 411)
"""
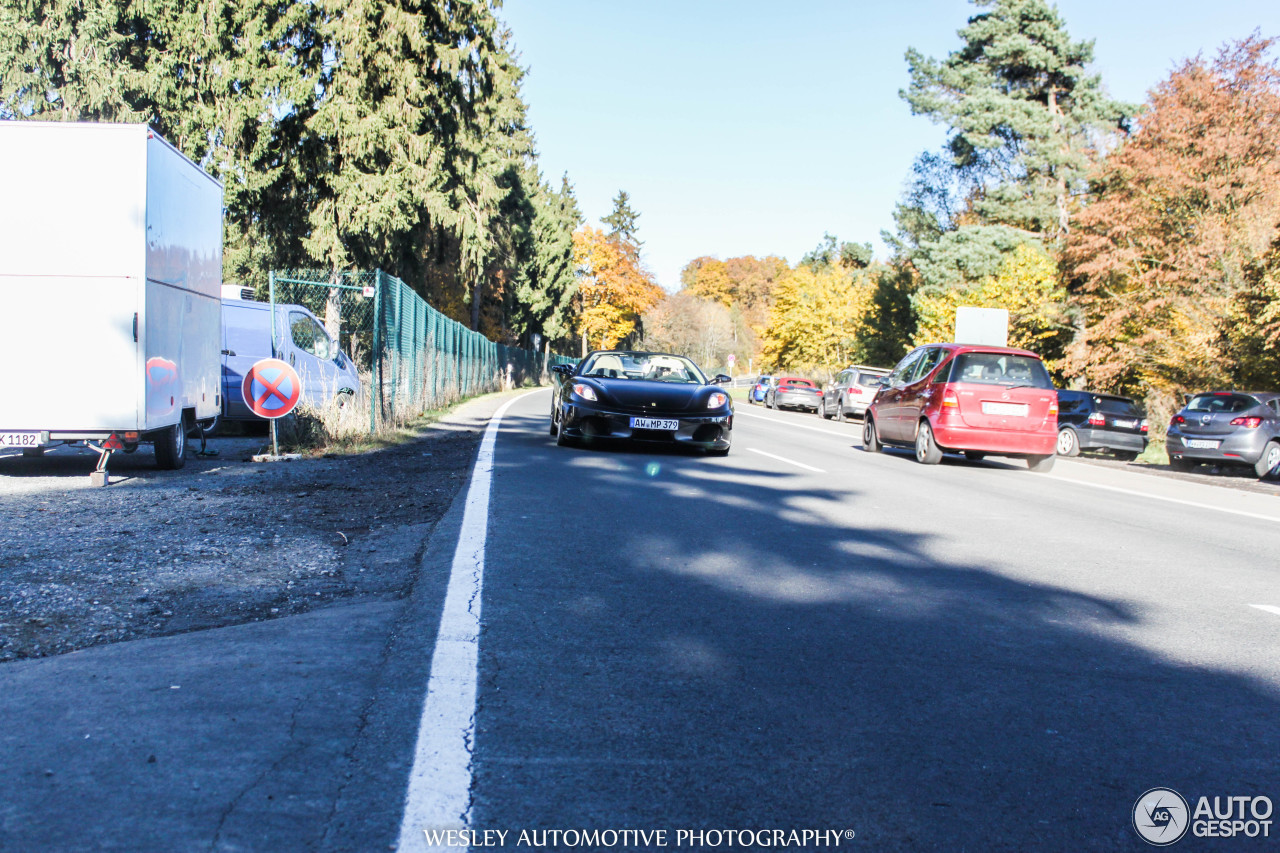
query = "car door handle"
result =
(221, 349, 235, 356)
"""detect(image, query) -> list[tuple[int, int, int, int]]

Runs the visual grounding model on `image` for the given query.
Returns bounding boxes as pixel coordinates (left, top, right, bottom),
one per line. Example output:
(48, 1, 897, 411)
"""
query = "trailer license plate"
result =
(981, 402, 1028, 417)
(1186, 439, 1220, 449)
(631, 417, 679, 431)
(0, 432, 42, 448)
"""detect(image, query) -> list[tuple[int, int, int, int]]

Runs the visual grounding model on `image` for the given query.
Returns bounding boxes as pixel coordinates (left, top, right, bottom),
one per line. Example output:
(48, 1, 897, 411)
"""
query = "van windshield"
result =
(949, 353, 1053, 389)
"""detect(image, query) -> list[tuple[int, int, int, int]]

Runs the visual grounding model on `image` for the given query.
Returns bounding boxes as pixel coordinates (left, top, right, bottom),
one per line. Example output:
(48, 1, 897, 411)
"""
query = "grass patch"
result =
(281, 387, 537, 457)
(1135, 437, 1168, 466)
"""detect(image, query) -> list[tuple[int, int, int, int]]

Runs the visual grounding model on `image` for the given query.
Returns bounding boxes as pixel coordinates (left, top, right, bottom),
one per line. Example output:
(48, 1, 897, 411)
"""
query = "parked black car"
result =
(1055, 390, 1149, 460)
(1167, 391, 1280, 479)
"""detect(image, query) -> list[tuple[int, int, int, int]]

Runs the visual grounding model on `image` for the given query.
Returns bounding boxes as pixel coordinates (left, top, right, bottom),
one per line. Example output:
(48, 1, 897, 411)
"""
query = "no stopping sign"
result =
(242, 358, 302, 419)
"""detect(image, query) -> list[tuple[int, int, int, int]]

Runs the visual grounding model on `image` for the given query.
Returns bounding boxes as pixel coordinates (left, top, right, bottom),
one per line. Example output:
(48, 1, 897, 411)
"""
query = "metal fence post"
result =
(268, 270, 278, 358)
(372, 270, 382, 433)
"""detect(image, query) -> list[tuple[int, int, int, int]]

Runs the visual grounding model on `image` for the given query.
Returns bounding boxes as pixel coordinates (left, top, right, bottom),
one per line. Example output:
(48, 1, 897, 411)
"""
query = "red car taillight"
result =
(1140, 419, 1149, 433)
(1088, 412, 1105, 426)
(1230, 416, 1263, 428)
(941, 390, 959, 408)
(1171, 415, 1185, 426)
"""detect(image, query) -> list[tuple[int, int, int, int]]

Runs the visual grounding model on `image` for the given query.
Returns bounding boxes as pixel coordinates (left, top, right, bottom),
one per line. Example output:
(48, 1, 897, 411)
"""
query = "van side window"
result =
(290, 312, 331, 359)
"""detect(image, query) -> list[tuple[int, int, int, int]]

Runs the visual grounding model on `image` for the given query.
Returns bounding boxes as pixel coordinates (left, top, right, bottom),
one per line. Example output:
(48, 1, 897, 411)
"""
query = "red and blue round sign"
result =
(242, 358, 302, 419)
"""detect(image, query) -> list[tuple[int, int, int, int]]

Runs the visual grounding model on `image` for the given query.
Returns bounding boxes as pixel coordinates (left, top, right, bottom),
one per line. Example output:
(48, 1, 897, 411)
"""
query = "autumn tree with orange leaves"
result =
(572, 226, 664, 354)
(1063, 36, 1280, 406)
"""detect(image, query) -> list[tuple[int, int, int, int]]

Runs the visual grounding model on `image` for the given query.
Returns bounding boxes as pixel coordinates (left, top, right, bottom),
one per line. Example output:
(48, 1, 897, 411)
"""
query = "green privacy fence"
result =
(270, 269, 575, 432)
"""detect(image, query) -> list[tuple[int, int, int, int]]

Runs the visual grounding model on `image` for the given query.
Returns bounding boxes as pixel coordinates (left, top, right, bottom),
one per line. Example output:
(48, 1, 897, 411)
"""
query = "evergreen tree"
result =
(0, 0, 581, 348)
(801, 233, 873, 272)
(901, 0, 1132, 238)
(602, 190, 642, 248)
(510, 173, 582, 350)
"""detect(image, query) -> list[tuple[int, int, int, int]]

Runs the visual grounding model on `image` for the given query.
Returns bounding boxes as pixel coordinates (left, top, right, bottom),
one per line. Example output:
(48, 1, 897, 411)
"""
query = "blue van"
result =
(220, 293, 362, 423)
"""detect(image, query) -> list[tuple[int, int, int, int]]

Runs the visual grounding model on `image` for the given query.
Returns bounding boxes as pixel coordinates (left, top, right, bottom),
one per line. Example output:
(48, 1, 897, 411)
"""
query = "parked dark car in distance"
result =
(820, 365, 889, 422)
(1167, 391, 1280, 479)
(549, 350, 733, 455)
(767, 377, 821, 412)
(748, 374, 774, 405)
(1055, 390, 1148, 460)
(864, 343, 1059, 472)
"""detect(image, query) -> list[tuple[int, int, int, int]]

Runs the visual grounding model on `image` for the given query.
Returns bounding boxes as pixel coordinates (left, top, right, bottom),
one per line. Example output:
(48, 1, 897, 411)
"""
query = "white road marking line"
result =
(746, 447, 826, 473)
(1045, 474, 1280, 525)
(734, 407, 862, 439)
(1249, 605, 1280, 617)
(397, 389, 543, 852)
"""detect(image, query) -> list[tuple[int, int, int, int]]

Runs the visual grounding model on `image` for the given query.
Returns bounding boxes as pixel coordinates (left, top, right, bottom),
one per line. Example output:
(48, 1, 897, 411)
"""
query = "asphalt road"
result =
(5, 389, 1280, 851)
(464, 392, 1280, 851)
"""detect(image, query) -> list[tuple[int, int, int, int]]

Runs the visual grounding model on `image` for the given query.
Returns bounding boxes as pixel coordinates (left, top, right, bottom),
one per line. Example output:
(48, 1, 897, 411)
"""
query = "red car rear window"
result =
(947, 353, 1053, 389)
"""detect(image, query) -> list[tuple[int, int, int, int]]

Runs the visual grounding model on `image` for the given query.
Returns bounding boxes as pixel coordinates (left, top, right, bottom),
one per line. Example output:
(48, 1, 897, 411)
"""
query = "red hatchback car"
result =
(863, 343, 1059, 472)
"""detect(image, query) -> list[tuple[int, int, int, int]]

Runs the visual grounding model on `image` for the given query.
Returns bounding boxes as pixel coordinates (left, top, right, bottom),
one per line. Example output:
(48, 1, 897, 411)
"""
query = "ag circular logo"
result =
(1134, 787, 1190, 846)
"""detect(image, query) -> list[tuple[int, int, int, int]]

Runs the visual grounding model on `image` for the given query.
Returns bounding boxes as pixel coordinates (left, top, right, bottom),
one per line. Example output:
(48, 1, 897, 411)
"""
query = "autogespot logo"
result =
(1134, 788, 1191, 846)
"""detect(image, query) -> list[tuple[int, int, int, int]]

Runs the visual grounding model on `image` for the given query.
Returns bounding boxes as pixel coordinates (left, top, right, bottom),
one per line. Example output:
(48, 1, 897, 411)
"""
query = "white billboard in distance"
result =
(954, 306, 1009, 347)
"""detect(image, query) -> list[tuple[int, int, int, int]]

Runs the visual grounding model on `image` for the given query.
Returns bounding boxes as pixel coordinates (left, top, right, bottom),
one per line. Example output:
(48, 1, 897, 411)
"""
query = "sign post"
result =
(242, 358, 302, 457)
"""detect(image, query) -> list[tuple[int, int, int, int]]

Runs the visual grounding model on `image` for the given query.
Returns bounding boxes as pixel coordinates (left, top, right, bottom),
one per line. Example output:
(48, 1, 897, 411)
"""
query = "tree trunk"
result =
(325, 268, 343, 351)
(1048, 88, 1070, 238)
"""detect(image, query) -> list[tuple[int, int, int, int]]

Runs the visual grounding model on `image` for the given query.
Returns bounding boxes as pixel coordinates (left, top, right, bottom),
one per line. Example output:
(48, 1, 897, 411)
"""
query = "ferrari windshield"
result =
(580, 352, 708, 384)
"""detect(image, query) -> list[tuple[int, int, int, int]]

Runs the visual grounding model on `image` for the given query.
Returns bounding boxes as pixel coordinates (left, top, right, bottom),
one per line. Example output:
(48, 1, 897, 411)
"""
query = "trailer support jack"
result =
(89, 435, 122, 486)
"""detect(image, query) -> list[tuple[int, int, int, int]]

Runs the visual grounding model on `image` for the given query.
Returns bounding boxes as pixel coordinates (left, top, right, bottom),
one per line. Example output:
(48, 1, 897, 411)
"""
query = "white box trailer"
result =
(0, 121, 223, 474)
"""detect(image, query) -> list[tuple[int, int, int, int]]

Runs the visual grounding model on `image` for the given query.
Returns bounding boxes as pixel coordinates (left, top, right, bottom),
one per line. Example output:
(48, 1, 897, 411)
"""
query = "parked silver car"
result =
(819, 365, 888, 422)
(766, 377, 821, 412)
(1167, 391, 1280, 478)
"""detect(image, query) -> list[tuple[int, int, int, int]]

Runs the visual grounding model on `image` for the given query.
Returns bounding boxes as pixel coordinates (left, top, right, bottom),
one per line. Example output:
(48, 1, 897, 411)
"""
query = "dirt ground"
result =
(0, 393, 521, 663)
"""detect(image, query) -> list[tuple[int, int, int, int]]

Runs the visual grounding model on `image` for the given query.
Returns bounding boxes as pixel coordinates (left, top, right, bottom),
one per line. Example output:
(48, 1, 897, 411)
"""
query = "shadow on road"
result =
(473, 411, 1279, 851)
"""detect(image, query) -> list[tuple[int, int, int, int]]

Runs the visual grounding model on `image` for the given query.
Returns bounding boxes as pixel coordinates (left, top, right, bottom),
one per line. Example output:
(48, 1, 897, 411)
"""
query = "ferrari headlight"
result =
(572, 383, 598, 402)
(707, 392, 728, 409)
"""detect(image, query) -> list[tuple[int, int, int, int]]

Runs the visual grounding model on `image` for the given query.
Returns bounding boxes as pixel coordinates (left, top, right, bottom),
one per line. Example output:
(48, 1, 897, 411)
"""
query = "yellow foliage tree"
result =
(572, 227, 665, 350)
(913, 243, 1068, 362)
(682, 258, 735, 306)
(760, 265, 874, 376)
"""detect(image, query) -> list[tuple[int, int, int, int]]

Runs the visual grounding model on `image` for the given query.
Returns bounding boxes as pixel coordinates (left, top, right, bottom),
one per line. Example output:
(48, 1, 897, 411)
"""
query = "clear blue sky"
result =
(499, 0, 1280, 291)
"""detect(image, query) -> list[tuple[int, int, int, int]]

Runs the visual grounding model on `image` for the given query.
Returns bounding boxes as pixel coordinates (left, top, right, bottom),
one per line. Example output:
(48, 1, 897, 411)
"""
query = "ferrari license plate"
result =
(981, 401, 1028, 417)
(0, 432, 42, 448)
(1186, 439, 1220, 449)
(631, 417, 678, 431)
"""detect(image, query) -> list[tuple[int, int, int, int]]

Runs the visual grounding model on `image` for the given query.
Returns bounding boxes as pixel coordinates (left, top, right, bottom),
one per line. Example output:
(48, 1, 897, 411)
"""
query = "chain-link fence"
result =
(270, 269, 574, 433)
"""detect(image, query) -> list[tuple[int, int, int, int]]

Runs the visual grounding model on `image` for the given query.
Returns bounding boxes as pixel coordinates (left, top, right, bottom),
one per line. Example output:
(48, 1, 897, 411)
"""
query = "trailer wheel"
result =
(154, 423, 187, 469)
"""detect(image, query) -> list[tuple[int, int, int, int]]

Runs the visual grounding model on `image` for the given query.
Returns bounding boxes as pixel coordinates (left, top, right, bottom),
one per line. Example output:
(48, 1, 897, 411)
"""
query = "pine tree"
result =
(902, 0, 1132, 238)
(602, 190, 643, 248)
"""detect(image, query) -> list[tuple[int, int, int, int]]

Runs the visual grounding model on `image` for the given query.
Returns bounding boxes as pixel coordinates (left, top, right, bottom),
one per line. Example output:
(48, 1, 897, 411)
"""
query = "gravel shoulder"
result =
(0, 389, 538, 663)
